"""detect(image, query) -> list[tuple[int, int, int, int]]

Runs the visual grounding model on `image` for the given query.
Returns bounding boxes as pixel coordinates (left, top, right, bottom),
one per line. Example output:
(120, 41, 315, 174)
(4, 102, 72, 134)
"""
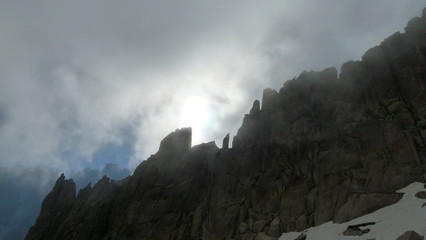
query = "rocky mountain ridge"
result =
(26, 8, 426, 240)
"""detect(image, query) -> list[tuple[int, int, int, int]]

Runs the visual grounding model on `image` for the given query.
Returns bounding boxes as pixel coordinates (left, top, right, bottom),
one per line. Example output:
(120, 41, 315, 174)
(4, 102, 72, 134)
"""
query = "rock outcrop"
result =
(26, 8, 426, 240)
(396, 231, 424, 240)
(342, 222, 375, 236)
(415, 191, 426, 199)
(223, 133, 230, 149)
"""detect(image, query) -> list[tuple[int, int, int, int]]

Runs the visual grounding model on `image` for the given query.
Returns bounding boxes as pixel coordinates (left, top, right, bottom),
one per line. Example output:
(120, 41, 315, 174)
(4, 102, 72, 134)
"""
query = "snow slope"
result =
(279, 182, 426, 240)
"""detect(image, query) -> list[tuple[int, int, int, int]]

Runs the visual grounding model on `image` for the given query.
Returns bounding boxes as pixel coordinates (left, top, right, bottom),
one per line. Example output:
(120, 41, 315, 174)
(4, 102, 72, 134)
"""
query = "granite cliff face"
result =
(26, 9, 426, 240)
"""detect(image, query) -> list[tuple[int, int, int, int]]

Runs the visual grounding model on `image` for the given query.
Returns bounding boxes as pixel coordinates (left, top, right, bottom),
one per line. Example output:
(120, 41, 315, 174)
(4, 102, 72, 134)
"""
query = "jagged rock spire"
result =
(249, 100, 260, 115)
(222, 133, 230, 149)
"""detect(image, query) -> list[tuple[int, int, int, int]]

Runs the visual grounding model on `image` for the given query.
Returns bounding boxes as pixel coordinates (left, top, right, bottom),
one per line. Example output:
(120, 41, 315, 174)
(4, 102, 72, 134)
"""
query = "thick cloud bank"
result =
(0, 1, 424, 171)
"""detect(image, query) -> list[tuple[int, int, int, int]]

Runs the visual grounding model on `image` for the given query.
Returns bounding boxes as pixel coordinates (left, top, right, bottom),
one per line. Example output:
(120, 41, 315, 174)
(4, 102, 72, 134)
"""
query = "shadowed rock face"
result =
(158, 127, 192, 156)
(26, 9, 426, 240)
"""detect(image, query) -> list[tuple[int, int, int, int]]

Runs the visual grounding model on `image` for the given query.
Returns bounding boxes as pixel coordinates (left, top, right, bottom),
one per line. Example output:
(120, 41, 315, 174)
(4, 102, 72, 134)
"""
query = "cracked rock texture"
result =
(26, 8, 426, 240)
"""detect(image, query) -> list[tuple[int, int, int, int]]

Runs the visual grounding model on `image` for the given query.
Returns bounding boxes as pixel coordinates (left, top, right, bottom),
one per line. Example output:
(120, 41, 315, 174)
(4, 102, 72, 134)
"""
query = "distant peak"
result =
(222, 133, 230, 149)
(59, 173, 65, 181)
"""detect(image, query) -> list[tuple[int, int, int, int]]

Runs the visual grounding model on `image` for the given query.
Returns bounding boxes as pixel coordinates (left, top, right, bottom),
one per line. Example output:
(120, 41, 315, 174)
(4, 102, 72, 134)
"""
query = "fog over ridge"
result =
(0, 1, 423, 171)
(0, 1, 425, 239)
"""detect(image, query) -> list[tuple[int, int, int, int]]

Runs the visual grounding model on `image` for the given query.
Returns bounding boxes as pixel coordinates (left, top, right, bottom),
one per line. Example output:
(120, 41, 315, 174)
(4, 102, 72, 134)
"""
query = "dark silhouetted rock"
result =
(294, 233, 306, 240)
(223, 133, 230, 149)
(158, 127, 192, 155)
(415, 191, 426, 199)
(343, 222, 375, 236)
(343, 228, 370, 236)
(250, 100, 261, 115)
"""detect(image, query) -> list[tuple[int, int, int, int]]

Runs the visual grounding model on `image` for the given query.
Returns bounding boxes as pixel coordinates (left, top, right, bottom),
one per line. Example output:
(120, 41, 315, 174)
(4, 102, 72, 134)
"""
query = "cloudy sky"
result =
(0, 1, 424, 172)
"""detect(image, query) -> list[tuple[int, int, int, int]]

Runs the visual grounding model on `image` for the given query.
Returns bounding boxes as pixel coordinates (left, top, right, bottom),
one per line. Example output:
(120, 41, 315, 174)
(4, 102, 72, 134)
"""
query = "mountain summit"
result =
(26, 8, 426, 240)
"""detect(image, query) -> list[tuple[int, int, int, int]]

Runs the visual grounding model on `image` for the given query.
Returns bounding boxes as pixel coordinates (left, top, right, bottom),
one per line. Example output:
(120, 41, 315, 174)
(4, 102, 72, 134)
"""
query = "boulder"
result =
(396, 231, 424, 240)
(415, 191, 426, 199)
(343, 228, 370, 236)
(342, 222, 375, 236)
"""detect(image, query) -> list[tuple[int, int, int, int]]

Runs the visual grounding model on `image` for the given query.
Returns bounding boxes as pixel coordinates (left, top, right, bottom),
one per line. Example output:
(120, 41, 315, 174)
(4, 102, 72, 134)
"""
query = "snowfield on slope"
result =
(279, 182, 426, 240)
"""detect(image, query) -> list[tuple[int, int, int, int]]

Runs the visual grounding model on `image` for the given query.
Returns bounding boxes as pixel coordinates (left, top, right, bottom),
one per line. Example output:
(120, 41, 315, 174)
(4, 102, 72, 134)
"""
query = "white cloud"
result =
(0, 1, 424, 171)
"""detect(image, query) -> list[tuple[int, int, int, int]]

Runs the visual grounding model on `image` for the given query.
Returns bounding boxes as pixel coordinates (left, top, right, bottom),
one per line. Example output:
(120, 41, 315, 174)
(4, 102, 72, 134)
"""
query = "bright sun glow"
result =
(179, 96, 212, 144)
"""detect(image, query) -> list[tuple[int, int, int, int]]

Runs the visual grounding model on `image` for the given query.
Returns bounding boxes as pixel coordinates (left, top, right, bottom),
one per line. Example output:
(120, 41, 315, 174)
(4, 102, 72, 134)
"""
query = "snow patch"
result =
(279, 182, 426, 240)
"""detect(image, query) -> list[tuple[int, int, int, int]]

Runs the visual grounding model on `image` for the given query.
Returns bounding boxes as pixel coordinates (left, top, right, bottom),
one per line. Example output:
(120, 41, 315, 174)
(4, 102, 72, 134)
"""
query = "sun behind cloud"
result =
(179, 95, 212, 145)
